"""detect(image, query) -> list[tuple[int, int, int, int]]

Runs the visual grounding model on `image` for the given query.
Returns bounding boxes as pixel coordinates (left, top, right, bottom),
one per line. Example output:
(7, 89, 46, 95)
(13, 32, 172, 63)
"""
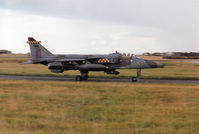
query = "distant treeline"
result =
(143, 52, 199, 59)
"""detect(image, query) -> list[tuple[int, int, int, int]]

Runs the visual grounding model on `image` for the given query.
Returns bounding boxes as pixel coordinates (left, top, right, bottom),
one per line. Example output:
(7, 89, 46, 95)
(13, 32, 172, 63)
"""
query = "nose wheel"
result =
(131, 69, 141, 82)
(131, 77, 137, 82)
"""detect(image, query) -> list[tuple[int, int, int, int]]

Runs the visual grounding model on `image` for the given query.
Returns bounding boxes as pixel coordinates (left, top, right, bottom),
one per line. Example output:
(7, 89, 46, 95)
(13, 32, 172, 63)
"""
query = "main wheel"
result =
(82, 76, 88, 80)
(76, 75, 83, 81)
(131, 77, 137, 82)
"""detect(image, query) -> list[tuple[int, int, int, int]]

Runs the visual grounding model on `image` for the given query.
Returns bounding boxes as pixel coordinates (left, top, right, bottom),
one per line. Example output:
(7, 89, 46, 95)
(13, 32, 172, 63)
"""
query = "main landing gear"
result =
(75, 69, 142, 82)
(131, 69, 141, 82)
(75, 71, 88, 81)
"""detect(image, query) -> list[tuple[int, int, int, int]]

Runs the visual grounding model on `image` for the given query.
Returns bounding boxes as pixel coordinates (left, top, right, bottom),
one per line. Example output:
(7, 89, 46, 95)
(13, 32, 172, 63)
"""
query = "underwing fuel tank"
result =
(48, 62, 63, 70)
(77, 64, 106, 71)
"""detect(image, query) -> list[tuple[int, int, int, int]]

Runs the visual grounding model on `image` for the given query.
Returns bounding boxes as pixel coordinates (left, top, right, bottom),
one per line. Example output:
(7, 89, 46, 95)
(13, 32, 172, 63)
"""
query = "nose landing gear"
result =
(131, 69, 141, 82)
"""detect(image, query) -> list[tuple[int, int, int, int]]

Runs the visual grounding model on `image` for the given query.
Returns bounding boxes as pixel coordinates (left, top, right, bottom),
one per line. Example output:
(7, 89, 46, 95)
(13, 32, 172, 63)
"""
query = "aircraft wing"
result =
(87, 56, 105, 60)
(56, 59, 85, 62)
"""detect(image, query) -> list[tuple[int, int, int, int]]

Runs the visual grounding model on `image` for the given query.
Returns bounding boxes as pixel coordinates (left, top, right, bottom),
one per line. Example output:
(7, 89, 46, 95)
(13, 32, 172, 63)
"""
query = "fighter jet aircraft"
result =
(25, 37, 164, 82)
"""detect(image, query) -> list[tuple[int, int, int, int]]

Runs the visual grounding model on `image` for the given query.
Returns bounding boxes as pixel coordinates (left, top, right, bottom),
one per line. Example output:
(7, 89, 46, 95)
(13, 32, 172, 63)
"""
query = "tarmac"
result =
(0, 75, 198, 84)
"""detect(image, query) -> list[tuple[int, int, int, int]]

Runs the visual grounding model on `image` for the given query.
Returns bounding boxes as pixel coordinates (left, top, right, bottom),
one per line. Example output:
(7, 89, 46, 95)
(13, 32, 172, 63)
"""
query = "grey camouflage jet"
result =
(25, 37, 164, 82)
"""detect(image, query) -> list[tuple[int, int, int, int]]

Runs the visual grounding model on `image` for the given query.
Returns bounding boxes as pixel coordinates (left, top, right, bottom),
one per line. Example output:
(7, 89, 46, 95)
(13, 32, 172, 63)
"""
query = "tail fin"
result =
(27, 37, 53, 61)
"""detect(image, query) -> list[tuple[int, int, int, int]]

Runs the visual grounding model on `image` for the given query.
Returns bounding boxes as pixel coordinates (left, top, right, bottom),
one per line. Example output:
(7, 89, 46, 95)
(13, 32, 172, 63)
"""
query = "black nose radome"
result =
(145, 60, 164, 68)
(156, 62, 164, 68)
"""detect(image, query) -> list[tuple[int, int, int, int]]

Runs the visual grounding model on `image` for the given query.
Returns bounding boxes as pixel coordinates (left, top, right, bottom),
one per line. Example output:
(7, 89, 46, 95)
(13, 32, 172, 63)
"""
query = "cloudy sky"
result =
(0, 0, 198, 54)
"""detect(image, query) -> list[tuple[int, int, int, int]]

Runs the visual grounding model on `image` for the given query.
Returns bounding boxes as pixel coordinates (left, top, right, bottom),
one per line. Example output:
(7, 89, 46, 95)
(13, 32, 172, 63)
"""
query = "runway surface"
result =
(0, 75, 198, 84)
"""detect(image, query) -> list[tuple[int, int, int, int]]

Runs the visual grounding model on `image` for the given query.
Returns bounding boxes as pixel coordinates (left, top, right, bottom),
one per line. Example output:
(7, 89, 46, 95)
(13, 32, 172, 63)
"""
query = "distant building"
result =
(142, 52, 170, 56)
(163, 52, 199, 59)
(0, 50, 12, 54)
(142, 52, 199, 59)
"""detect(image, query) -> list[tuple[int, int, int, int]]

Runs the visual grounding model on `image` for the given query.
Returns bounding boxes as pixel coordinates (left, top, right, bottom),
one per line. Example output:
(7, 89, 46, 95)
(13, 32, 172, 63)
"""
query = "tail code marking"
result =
(37, 50, 41, 57)
(35, 47, 41, 57)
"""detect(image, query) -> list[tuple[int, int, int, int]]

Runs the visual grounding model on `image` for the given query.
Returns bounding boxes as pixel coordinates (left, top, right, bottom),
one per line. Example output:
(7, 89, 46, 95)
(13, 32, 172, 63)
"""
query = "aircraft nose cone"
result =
(156, 62, 164, 68)
(145, 60, 164, 68)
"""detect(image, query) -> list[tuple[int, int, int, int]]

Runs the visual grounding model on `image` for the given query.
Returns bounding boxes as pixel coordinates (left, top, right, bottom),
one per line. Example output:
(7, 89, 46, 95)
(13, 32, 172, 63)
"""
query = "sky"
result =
(0, 0, 198, 54)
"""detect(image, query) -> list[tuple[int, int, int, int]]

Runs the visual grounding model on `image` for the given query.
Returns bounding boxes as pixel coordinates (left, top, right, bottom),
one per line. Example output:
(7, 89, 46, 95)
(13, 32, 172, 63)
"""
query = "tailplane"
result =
(27, 37, 54, 62)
